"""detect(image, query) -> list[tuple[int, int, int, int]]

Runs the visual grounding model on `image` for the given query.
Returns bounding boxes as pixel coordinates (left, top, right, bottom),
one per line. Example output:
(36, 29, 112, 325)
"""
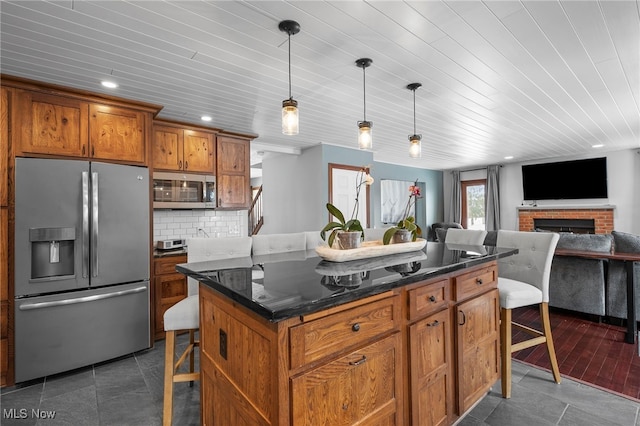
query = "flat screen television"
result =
(522, 157, 608, 200)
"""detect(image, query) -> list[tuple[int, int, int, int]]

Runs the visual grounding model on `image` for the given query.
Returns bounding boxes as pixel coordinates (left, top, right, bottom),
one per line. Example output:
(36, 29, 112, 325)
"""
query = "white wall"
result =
(261, 145, 325, 234)
(443, 149, 640, 234)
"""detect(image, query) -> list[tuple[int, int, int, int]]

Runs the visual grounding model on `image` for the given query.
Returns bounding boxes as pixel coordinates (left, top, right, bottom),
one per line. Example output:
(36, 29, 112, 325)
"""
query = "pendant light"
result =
(407, 83, 422, 158)
(355, 58, 373, 150)
(279, 20, 300, 135)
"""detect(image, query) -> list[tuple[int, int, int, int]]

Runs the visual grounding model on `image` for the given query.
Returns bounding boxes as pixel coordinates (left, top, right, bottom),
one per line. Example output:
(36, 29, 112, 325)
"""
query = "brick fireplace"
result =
(518, 206, 614, 234)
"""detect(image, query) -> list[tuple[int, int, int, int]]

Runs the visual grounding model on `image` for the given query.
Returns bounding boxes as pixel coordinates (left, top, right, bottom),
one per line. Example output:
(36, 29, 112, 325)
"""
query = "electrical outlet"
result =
(219, 329, 227, 360)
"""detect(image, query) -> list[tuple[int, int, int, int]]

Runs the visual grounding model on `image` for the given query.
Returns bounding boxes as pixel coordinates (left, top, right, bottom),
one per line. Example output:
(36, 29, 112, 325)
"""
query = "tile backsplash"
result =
(153, 209, 248, 242)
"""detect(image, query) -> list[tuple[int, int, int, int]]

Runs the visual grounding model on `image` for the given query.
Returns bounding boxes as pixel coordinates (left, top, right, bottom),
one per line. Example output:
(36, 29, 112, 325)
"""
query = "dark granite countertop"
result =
(176, 242, 517, 322)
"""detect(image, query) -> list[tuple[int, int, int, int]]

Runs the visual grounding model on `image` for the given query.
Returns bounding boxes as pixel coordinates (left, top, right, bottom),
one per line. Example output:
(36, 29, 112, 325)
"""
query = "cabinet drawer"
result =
(154, 254, 187, 275)
(289, 296, 399, 370)
(454, 264, 497, 302)
(408, 278, 449, 320)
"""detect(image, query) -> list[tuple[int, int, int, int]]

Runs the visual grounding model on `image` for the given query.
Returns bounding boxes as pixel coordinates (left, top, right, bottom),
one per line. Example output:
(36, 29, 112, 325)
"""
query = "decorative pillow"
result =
(612, 231, 640, 253)
(435, 228, 448, 243)
(483, 230, 498, 246)
(556, 233, 613, 253)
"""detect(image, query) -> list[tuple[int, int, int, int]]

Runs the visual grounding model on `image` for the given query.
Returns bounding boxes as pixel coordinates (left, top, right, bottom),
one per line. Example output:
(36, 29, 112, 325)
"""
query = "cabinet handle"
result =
(349, 355, 367, 366)
(185, 160, 189, 170)
(476, 278, 483, 285)
(179, 160, 183, 169)
(458, 311, 466, 326)
(427, 320, 440, 327)
(82, 145, 86, 156)
(91, 146, 95, 156)
(428, 295, 436, 302)
(351, 323, 360, 332)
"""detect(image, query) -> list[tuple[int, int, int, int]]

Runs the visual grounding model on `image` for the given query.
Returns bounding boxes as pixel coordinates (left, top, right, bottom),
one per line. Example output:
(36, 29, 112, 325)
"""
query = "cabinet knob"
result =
(476, 278, 483, 285)
(428, 295, 436, 302)
(351, 323, 360, 332)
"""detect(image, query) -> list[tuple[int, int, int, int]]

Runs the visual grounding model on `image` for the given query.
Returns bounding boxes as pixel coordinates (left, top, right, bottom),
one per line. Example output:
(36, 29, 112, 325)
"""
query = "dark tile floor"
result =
(1, 334, 639, 426)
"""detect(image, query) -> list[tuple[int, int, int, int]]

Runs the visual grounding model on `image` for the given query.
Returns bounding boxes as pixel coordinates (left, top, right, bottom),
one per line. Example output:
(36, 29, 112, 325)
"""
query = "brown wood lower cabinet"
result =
(153, 254, 187, 340)
(199, 260, 500, 426)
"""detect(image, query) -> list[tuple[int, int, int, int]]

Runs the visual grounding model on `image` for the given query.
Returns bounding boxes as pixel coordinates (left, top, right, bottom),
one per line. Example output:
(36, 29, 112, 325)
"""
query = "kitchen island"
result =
(177, 242, 517, 426)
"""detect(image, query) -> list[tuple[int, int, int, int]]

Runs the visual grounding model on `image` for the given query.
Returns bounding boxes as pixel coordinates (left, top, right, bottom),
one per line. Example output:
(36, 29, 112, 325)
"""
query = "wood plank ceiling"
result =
(1, 1, 638, 170)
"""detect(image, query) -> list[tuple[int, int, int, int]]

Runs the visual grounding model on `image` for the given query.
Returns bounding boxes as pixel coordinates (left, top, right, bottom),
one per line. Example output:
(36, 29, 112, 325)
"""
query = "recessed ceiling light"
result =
(592, 144, 604, 148)
(504, 156, 514, 160)
(201, 115, 212, 122)
(101, 80, 118, 89)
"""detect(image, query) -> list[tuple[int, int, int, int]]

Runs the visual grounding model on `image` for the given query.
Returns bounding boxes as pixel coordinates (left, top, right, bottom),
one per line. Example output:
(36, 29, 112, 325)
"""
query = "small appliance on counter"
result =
(156, 239, 187, 251)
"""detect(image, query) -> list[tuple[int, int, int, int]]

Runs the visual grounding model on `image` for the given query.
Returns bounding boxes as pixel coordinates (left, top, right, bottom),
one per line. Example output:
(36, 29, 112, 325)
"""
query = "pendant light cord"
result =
(288, 32, 292, 99)
(362, 65, 367, 121)
(413, 88, 416, 134)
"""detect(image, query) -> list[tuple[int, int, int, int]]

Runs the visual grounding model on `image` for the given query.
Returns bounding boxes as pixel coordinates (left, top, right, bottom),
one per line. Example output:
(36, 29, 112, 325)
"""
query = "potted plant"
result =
(383, 180, 423, 245)
(321, 169, 374, 249)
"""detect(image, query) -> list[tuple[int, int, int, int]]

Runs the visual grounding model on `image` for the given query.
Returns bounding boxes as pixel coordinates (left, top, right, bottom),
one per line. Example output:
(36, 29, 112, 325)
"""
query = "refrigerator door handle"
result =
(17, 286, 148, 311)
(82, 171, 90, 278)
(91, 171, 99, 277)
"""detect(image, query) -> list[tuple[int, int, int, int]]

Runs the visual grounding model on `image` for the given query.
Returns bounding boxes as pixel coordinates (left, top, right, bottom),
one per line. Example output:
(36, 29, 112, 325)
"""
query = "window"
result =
(461, 179, 486, 230)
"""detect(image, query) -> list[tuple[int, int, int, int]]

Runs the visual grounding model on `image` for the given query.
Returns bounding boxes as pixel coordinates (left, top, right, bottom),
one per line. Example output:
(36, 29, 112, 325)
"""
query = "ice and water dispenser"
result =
(29, 227, 75, 280)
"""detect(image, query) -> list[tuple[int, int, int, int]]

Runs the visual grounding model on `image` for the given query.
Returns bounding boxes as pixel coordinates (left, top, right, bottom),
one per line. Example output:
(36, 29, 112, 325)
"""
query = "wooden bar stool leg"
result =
(189, 329, 195, 386)
(500, 307, 512, 398)
(163, 330, 176, 426)
(540, 303, 561, 384)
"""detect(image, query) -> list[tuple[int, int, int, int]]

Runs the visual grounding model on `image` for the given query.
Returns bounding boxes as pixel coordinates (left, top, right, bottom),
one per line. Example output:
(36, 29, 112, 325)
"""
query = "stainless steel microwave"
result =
(153, 172, 216, 209)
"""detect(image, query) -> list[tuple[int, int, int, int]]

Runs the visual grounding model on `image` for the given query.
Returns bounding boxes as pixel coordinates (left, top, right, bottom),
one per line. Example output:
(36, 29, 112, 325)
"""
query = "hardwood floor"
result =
(511, 306, 640, 402)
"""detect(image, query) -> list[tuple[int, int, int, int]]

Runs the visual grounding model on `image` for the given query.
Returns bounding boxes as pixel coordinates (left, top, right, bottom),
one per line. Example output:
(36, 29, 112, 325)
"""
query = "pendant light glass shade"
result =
(358, 121, 373, 150)
(282, 98, 298, 135)
(356, 58, 373, 150)
(279, 20, 300, 135)
(407, 83, 422, 158)
(409, 134, 422, 158)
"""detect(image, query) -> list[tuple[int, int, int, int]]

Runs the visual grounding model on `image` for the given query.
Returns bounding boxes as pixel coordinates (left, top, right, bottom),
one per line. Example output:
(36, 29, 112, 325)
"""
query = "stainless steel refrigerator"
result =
(14, 157, 151, 382)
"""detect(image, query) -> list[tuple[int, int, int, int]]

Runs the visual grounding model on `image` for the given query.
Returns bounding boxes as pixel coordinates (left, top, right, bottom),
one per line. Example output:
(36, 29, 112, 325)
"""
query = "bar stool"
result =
(163, 236, 252, 425)
(496, 230, 561, 398)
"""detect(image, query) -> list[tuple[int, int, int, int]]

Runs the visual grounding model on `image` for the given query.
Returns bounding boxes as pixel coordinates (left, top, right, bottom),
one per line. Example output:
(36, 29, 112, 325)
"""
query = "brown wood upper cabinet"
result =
(216, 135, 250, 208)
(14, 89, 146, 164)
(153, 124, 215, 173)
(89, 104, 145, 163)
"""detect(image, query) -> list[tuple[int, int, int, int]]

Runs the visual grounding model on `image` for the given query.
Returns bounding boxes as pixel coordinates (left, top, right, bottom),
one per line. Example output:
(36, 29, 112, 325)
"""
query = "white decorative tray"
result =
(315, 238, 427, 262)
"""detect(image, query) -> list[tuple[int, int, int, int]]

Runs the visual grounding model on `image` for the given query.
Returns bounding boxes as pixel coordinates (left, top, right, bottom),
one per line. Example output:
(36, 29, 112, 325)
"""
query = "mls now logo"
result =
(3, 408, 56, 419)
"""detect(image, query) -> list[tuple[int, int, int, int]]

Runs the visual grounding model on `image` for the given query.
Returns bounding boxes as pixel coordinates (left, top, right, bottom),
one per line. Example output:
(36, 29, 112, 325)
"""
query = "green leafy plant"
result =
(320, 203, 365, 248)
(320, 168, 374, 248)
(383, 180, 423, 245)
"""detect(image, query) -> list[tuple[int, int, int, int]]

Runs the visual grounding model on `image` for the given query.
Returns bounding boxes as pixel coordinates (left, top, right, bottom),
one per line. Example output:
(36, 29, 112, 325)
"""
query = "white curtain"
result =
(486, 165, 501, 231)
(449, 170, 461, 224)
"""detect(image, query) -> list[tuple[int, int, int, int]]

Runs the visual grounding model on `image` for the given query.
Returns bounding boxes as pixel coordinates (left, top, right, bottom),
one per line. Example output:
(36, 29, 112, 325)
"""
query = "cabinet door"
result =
(291, 333, 401, 426)
(15, 89, 89, 157)
(409, 309, 453, 426)
(89, 104, 145, 163)
(455, 288, 500, 414)
(216, 136, 250, 208)
(154, 273, 187, 340)
(183, 129, 215, 173)
(1, 87, 8, 206)
(153, 125, 184, 171)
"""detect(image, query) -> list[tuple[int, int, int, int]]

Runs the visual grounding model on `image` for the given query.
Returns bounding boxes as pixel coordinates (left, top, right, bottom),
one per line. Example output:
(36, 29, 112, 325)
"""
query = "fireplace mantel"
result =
(517, 204, 616, 211)
(517, 205, 615, 234)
